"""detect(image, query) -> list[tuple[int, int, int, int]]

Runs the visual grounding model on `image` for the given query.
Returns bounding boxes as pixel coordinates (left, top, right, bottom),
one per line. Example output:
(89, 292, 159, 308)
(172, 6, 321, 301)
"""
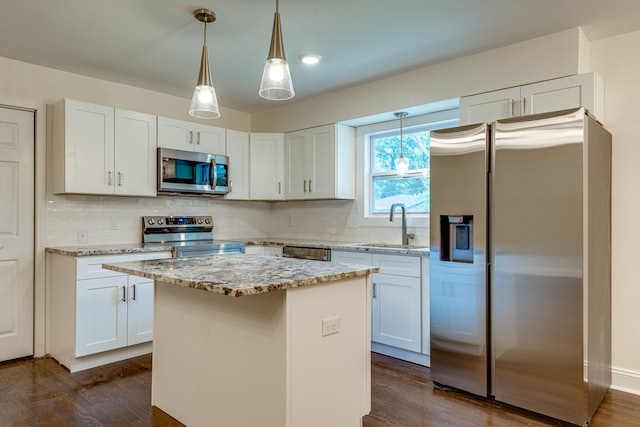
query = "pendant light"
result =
(189, 8, 220, 119)
(394, 112, 409, 176)
(259, 0, 295, 100)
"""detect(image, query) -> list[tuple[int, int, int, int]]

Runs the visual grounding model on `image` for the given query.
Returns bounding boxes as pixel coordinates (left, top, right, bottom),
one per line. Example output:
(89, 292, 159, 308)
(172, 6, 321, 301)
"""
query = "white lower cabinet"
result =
(372, 273, 421, 352)
(332, 250, 430, 365)
(48, 251, 172, 372)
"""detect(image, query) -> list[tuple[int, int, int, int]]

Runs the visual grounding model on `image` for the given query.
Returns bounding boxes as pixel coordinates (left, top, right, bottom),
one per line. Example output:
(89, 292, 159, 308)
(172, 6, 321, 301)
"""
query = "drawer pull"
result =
(131, 284, 136, 301)
(121, 286, 126, 302)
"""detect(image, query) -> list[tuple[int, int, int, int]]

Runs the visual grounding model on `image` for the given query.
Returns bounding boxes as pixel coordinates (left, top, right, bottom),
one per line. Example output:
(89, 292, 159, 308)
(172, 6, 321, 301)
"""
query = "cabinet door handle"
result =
(278, 182, 281, 194)
(108, 171, 113, 186)
(511, 99, 516, 117)
(304, 180, 307, 192)
(373, 282, 377, 298)
(118, 172, 123, 186)
(131, 284, 136, 301)
(121, 286, 126, 302)
(229, 180, 233, 192)
(197, 131, 201, 145)
(189, 130, 193, 144)
(522, 97, 527, 115)
(309, 180, 312, 192)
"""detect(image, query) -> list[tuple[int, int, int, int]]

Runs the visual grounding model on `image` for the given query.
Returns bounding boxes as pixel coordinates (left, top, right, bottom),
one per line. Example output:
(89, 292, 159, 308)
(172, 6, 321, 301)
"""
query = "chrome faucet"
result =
(389, 203, 415, 246)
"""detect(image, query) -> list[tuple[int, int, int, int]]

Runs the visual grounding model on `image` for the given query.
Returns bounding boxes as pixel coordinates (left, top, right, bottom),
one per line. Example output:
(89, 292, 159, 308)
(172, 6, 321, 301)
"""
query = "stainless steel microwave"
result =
(158, 147, 229, 195)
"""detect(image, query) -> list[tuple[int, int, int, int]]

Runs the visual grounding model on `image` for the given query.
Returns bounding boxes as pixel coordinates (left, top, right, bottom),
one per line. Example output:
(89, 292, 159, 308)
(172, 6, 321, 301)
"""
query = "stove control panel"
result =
(143, 216, 214, 229)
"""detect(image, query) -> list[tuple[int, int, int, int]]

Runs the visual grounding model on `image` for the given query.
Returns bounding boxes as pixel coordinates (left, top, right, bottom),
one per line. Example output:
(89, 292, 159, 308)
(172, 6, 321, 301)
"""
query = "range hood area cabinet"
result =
(249, 133, 286, 200)
(284, 124, 356, 200)
(157, 116, 226, 155)
(52, 99, 157, 197)
(225, 130, 250, 200)
(459, 72, 604, 125)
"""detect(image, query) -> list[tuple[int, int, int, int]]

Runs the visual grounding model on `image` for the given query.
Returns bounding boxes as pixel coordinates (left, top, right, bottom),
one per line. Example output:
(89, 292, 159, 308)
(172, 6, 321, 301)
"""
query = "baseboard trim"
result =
(611, 366, 640, 396)
(371, 342, 430, 367)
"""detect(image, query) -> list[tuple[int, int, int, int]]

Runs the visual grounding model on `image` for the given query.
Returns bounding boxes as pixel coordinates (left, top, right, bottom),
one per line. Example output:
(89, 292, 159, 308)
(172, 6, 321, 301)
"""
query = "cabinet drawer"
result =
(372, 254, 421, 277)
(331, 251, 373, 266)
(76, 252, 171, 280)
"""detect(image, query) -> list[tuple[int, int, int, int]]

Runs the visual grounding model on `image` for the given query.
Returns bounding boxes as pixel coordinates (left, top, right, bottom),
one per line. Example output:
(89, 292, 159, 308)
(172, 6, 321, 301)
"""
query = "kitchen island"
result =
(103, 254, 378, 427)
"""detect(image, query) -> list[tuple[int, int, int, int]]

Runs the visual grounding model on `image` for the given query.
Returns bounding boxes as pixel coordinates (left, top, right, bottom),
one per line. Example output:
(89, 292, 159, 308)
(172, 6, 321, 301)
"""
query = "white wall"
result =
(589, 30, 640, 393)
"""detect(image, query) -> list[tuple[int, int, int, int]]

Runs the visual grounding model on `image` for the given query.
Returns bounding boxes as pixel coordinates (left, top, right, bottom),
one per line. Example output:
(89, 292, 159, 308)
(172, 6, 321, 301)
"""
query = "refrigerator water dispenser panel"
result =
(440, 215, 474, 263)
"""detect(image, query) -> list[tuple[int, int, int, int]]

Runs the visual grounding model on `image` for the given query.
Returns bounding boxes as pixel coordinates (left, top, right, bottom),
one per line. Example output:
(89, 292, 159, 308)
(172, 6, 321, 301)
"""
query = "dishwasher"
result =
(282, 245, 331, 261)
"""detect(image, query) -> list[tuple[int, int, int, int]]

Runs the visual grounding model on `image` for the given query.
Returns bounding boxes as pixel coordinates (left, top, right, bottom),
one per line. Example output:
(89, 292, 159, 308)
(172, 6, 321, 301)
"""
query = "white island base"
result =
(152, 276, 371, 427)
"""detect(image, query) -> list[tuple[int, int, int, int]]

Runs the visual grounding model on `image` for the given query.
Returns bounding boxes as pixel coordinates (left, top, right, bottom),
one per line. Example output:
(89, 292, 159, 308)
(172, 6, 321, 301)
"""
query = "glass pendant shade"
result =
(259, 4, 295, 100)
(189, 46, 220, 118)
(394, 111, 409, 176)
(189, 10, 220, 119)
(395, 156, 409, 176)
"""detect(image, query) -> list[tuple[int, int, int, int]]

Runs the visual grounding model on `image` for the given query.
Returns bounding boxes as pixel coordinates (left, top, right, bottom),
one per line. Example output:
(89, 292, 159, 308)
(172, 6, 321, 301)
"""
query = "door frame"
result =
(0, 97, 46, 357)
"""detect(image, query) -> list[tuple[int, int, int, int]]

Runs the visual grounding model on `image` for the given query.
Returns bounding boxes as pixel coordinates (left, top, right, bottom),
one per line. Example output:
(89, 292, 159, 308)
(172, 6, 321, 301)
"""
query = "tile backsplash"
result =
(45, 194, 429, 247)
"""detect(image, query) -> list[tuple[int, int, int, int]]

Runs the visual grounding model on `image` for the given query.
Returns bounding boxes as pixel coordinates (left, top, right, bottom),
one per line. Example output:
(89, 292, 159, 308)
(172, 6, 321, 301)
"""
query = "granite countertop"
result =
(245, 238, 430, 256)
(46, 239, 429, 257)
(102, 254, 379, 297)
(46, 243, 175, 257)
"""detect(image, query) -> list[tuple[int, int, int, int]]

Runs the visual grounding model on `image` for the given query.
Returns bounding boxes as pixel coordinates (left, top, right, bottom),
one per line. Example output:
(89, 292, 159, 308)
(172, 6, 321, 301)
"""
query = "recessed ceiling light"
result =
(298, 54, 321, 65)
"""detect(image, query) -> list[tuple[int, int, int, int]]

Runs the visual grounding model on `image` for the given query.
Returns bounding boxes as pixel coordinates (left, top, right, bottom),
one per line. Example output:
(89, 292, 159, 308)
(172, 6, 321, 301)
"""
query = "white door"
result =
(127, 278, 154, 346)
(284, 129, 306, 199)
(194, 123, 226, 154)
(225, 130, 250, 200)
(249, 133, 284, 200)
(459, 87, 521, 125)
(75, 276, 128, 356)
(307, 125, 335, 199)
(0, 107, 34, 361)
(521, 73, 594, 116)
(157, 116, 194, 151)
(114, 109, 157, 196)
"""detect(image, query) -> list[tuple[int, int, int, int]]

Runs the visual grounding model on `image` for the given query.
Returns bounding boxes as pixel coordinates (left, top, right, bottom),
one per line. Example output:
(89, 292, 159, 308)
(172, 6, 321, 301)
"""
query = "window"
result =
(365, 112, 458, 217)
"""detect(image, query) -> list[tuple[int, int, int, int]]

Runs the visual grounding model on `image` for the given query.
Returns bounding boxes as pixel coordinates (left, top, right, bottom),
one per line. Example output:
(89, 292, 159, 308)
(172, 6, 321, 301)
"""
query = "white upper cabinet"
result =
(459, 73, 604, 125)
(284, 124, 355, 200)
(225, 130, 250, 200)
(157, 116, 226, 155)
(53, 99, 157, 196)
(249, 133, 285, 200)
(114, 109, 157, 196)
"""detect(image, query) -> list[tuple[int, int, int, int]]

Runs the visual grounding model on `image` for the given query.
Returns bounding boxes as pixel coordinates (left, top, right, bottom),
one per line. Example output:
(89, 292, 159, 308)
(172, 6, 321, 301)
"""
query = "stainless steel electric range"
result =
(142, 215, 245, 258)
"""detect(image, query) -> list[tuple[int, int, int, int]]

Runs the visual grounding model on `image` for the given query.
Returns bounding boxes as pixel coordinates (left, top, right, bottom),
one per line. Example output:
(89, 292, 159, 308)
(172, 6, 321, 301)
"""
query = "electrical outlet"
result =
(77, 229, 88, 244)
(110, 217, 119, 230)
(322, 316, 341, 337)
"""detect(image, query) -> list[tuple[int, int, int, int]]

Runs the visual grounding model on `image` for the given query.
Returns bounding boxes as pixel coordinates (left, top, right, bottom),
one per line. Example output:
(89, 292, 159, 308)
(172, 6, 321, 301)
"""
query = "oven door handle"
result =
(210, 159, 217, 189)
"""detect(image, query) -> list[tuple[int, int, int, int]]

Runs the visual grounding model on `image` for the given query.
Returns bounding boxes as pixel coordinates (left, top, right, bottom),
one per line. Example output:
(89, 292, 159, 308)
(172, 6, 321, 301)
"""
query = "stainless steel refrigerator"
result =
(429, 107, 611, 425)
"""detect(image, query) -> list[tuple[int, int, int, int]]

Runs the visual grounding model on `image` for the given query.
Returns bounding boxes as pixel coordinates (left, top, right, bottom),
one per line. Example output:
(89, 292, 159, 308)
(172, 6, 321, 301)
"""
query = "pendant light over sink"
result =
(259, 0, 295, 101)
(394, 112, 409, 176)
(189, 8, 220, 119)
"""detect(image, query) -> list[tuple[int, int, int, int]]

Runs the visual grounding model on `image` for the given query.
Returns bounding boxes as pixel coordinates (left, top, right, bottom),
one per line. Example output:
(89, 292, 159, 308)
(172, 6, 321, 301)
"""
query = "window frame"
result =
(368, 124, 432, 215)
(356, 109, 459, 227)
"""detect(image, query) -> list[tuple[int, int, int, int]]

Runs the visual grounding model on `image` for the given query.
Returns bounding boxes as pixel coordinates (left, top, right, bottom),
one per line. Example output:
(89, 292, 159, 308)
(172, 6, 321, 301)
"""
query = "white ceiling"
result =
(2, 0, 640, 113)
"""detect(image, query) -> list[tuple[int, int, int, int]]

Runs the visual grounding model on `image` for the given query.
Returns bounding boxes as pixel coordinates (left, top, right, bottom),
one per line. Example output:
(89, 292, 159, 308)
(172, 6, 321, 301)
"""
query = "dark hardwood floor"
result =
(1, 352, 638, 426)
